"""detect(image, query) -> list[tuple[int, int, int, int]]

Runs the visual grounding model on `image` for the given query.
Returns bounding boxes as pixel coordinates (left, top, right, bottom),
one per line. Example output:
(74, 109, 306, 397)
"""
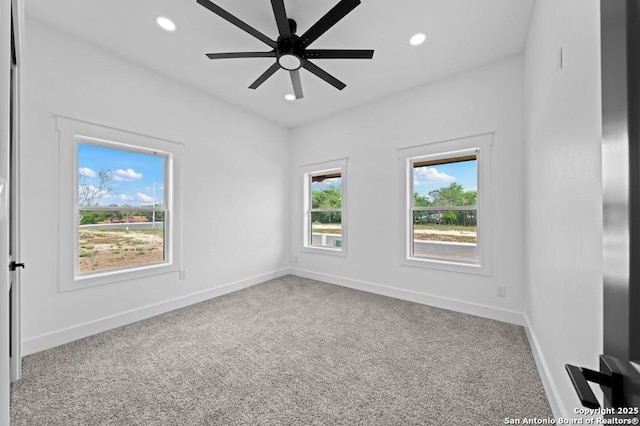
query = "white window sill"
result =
(302, 246, 346, 257)
(401, 257, 490, 276)
(61, 263, 179, 292)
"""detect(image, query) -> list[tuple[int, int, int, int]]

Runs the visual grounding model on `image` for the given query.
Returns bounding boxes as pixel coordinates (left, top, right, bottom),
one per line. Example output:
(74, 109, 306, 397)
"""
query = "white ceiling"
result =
(25, 0, 535, 128)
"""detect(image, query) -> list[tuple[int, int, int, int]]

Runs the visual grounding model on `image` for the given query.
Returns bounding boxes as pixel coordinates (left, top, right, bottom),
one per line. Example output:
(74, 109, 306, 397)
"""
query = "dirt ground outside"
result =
(312, 223, 476, 243)
(413, 228, 477, 243)
(78, 227, 164, 273)
(311, 223, 342, 234)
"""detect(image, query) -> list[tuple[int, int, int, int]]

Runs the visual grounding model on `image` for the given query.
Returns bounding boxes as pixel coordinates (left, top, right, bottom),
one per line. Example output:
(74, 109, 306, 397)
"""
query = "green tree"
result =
(428, 183, 476, 207)
(311, 186, 342, 223)
(443, 211, 457, 225)
(420, 183, 477, 226)
(312, 186, 341, 209)
(413, 192, 431, 207)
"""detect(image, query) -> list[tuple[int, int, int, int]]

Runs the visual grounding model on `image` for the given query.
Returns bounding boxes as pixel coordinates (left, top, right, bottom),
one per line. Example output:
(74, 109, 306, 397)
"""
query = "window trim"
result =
(398, 133, 493, 275)
(56, 116, 183, 291)
(301, 158, 347, 256)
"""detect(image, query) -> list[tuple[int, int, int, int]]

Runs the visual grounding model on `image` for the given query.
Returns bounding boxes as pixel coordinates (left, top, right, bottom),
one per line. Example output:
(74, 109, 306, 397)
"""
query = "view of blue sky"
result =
(78, 142, 165, 207)
(413, 160, 477, 197)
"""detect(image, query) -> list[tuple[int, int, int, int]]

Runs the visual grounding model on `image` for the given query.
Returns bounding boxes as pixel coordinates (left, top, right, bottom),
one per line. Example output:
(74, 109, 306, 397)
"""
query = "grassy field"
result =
(78, 227, 164, 273)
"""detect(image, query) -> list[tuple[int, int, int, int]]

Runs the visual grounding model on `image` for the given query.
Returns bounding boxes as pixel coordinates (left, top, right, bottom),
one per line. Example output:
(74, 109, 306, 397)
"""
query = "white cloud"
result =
(322, 178, 340, 186)
(78, 167, 97, 178)
(117, 194, 134, 201)
(136, 192, 155, 203)
(111, 168, 143, 181)
(414, 167, 455, 185)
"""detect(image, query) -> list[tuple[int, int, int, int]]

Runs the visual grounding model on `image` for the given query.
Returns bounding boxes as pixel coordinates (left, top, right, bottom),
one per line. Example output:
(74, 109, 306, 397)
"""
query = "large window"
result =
(411, 152, 478, 264)
(77, 141, 168, 275)
(399, 134, 492, 275)
(56, 116, 182, 290)
(302, 159, 347, 254)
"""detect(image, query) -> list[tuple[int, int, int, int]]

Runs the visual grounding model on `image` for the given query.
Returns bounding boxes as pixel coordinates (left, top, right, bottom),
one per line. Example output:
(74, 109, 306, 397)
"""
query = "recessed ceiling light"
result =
(410, 33, 426, 46)
(284, 94, 296, 101)
(157, 17, 176, 32)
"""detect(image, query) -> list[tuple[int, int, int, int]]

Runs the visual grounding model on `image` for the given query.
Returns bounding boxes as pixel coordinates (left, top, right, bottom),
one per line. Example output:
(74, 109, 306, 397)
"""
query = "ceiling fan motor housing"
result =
(276, 20, 303, 71)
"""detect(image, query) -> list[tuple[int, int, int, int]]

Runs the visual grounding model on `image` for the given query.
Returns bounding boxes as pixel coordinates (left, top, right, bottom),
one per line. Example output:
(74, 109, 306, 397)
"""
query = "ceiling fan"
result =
(196, 0, 374, 99)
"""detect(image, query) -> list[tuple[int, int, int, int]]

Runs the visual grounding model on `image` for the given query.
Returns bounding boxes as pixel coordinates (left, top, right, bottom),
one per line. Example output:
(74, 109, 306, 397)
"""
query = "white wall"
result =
(20, 20, 291, 353)
(290, 56, 526, 323)
(524, 0, 602, 417)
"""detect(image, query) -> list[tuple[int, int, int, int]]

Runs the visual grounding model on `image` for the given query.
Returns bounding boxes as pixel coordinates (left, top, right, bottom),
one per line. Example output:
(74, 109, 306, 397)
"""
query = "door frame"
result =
(9, 0, 23, 385)
(0, 0, 12, 423)
(1, 0, 23, 423)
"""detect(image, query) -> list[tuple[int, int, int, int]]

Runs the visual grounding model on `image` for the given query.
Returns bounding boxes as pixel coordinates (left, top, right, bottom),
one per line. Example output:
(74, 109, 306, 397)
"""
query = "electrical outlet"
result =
(179, 269, 187, 280)
(496, 286, 507, 298)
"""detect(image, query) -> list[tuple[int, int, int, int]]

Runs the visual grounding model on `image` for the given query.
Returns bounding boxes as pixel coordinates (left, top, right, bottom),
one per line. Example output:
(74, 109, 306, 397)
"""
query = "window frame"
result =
(57, 116, 183, 291)
(301, 158, 347, 256)
(75, 137, 170, 277)
(398, 133, 493, 275)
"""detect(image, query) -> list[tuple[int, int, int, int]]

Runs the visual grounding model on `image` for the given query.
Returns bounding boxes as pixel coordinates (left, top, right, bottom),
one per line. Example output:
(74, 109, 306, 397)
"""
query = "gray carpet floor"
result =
(10, 275, 552, 425)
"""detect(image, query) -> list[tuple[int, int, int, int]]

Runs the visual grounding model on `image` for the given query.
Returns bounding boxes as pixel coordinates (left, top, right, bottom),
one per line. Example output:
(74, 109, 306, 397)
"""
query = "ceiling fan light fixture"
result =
(156, 16, 176, 32)
(410, 32, 426, 46)
(278, 54, 302, 71)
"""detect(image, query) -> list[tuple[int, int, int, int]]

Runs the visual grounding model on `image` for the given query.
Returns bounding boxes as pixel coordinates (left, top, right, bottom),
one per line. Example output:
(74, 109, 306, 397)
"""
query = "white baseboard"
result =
(22, 268, 290, 356)
(523, 314, 565, 419)
(289, 267, 525, 325)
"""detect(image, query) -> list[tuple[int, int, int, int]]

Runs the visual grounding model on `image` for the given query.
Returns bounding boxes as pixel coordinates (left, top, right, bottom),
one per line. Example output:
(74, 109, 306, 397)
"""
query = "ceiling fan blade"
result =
(299, 0, 361, 48)
(270, 0, 291, 39)
(206, 51, 277, 60)
(290, 70, 304, 99)
(305, 49, 374, 60)
(302, 60, 346, 90)
(197, 0, 276, 48)
(249, 62, 281, 89)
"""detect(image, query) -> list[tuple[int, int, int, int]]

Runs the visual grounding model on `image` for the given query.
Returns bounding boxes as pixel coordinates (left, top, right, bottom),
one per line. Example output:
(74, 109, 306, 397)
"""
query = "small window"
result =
(302, 159, 347, 255)
(77, 142, 168, 275)
(399, 133, 492, 275)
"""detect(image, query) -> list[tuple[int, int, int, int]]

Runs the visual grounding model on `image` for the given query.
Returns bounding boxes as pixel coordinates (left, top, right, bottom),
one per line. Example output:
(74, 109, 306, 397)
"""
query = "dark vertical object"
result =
(625, 0, 640, 363)
(601, 0, 640, 365)
(598, 0, 640, 412)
